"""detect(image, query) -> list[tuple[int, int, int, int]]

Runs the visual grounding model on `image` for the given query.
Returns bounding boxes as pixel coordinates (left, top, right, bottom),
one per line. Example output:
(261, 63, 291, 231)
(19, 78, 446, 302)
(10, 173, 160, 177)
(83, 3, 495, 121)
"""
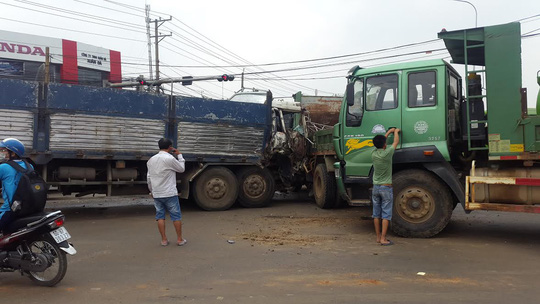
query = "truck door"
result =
(402, 70, 442, 149)
(342, 73, 402, 177)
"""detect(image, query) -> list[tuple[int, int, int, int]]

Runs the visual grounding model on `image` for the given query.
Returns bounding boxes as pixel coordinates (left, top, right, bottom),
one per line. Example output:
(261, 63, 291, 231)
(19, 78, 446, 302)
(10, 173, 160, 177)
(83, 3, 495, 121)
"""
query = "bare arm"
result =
(392, 128, 400, 149)
(384, 128, 395, 138)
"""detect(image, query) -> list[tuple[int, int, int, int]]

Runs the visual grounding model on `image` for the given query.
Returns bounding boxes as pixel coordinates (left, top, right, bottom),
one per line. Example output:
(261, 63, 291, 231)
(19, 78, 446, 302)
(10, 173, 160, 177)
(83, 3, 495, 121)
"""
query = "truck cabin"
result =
(342, 59, 467, 177)
(342, 22, 540, 174)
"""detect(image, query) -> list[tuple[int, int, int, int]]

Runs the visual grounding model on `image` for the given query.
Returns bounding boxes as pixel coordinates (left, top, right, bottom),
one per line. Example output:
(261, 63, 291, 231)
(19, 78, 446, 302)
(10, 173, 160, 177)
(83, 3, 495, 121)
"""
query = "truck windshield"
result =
(229, 92, 267, 104)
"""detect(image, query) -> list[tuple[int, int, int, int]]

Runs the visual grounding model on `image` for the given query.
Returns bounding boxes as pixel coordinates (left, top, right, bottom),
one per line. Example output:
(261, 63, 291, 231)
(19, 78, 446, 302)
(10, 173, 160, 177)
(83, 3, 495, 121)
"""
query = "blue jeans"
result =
(154, 196, 182, 221)
(372, 185, 393, 220)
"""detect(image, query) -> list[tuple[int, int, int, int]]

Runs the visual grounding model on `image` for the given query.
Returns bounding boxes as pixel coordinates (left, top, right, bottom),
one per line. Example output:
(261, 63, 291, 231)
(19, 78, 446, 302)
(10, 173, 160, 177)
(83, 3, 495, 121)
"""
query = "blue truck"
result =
(0, 78, 278, 210)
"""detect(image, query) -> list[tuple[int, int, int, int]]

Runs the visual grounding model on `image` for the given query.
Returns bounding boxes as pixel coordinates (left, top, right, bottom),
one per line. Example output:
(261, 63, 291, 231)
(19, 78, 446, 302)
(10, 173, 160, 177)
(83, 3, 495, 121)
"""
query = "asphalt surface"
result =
(1, 193, 539, 303)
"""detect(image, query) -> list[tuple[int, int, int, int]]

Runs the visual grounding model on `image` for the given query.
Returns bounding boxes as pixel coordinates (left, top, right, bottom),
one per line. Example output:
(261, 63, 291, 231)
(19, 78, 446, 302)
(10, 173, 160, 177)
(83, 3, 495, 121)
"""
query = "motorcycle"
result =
(0, 210, 76, 286)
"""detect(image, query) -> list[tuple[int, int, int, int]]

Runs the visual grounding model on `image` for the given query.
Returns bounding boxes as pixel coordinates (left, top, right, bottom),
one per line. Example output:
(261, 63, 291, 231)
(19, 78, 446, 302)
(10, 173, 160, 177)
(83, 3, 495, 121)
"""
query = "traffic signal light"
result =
(136, 77, 147, 85)
(218, 74, 235, 82)
(182, 76, 193, 86)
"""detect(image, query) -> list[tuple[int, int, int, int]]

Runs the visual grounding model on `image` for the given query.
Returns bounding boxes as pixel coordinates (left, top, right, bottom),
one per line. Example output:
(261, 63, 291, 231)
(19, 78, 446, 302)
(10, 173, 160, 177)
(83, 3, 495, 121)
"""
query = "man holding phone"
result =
(147, 138, 186, 246)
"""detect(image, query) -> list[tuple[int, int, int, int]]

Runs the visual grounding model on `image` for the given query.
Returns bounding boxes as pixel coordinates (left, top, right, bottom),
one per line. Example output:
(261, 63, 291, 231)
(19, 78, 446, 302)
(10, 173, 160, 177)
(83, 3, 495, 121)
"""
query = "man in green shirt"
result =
(371, 127, 400, 246)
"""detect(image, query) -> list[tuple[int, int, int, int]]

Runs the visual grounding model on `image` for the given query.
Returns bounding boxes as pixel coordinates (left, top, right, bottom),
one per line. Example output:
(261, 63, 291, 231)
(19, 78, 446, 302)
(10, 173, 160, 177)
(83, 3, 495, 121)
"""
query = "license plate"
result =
(50, 227, 71, 243)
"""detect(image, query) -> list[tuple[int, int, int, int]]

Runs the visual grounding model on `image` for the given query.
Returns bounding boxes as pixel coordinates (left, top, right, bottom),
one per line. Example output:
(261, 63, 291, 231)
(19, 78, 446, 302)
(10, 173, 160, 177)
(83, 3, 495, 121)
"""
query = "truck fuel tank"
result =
(57, 167, 138, 181)
(58, 167, 96, 181)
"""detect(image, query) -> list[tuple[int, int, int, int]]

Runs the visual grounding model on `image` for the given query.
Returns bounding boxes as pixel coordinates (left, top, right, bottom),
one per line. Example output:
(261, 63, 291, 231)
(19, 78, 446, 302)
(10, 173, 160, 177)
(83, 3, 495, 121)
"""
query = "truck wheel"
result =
(193, 167, 239, 211)
(392, 169, 453, 238)
(237, 167, 275, 208)
(313, 163, 336, 209)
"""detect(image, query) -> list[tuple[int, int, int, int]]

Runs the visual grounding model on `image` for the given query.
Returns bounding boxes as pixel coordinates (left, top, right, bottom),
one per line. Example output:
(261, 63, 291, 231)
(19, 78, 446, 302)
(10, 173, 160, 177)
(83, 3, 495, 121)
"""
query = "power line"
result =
(122, 48, 447, 74)
(73, 0, 144, 18)
(245, 51, 453, 81)
(516, 13, 540, 22)
(16, 0, 145, 29)
(1, 1, 144, 33)
(0, 16, 146, 42)
(103, 0, 145, 13)
(523, 27, 540, 35)
(162, 16, 324, 94)
(7, 0, 537, 97)
(92, 2, 280, 92)
(102, 1, 331, 95)
(151, 38, 442, 69)
(522, 32, 540, 38)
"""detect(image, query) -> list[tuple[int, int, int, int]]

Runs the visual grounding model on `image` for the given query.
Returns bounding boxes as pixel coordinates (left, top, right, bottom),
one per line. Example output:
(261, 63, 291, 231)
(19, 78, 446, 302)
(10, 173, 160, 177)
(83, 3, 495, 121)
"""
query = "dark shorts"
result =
(0, 211, 15, 232)
(372, 185, 393, 220)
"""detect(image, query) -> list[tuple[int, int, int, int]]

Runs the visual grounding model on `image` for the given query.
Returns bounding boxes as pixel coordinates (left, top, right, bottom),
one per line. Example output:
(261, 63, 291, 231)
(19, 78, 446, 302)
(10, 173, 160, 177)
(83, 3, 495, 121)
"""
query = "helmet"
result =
(0, 138, 25, 157)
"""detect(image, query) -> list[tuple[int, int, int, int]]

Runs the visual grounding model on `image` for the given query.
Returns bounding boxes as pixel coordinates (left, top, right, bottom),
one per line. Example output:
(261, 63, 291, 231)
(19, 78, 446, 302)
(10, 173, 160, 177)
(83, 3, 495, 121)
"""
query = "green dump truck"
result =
(309, 22, 540, 237)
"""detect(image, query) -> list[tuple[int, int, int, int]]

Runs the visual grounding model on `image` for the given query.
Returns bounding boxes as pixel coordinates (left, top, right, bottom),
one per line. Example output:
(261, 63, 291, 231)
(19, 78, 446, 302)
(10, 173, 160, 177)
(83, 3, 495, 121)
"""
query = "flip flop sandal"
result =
(381, 240, 394, 246)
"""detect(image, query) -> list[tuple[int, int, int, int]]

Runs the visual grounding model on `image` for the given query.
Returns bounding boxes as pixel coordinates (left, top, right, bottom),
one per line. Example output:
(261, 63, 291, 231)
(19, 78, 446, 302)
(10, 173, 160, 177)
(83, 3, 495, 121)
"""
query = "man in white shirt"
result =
(147, 138, 186, 246)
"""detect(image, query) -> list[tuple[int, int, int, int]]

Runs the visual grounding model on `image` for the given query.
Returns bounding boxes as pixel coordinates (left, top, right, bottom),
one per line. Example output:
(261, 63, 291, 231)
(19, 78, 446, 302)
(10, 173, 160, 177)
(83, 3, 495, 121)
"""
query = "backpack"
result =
(7, 160, 48, 217)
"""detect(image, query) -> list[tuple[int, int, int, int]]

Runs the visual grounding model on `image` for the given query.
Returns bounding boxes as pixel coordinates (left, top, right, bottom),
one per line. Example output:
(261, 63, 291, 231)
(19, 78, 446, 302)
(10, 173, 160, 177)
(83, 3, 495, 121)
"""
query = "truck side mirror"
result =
(346, 82, 355, 106)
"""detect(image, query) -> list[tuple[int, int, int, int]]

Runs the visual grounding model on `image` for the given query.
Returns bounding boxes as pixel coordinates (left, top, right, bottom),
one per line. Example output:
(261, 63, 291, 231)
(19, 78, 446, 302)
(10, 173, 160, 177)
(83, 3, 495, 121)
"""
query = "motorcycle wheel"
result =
(27, 236, 68, 287)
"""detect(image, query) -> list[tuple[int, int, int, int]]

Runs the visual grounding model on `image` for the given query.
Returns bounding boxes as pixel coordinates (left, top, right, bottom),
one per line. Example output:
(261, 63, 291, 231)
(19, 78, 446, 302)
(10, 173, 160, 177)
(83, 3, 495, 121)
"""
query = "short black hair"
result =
(372, 135, 386, 149)
(158, 138, 173, 150)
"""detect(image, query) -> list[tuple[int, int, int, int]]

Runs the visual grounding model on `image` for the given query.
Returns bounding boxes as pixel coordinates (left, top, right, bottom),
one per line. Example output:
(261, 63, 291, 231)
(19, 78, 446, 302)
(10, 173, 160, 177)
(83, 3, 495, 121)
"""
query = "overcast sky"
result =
(1, 0, 540, 106)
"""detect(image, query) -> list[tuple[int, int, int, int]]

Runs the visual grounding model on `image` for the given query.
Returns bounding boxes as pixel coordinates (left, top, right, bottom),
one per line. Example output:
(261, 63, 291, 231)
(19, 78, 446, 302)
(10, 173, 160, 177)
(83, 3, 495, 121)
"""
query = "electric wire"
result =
(1, 2, 144, 34)
(0, 17, 146, 42)
(73, 0, 145, 18)
(15, 0, 146, 30)
(516, 13, 540, 22)
(95, 1, 422, 95)
(3, 0, 539, 97)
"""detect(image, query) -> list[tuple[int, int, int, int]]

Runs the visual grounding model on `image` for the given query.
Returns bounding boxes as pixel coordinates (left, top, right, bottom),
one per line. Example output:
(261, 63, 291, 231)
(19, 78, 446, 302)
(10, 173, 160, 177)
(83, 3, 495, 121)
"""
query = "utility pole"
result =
(44, 47, 50, 84)
(145, 5, 153, 80)
(241, 68, 245, 90)
(151, 16, 172, 82)
(41, 47, 50, 100)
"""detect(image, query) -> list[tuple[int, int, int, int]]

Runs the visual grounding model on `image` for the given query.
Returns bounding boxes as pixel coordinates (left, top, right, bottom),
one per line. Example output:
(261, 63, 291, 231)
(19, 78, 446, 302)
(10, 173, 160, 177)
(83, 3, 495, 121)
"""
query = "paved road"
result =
(1, 194, 539, 303)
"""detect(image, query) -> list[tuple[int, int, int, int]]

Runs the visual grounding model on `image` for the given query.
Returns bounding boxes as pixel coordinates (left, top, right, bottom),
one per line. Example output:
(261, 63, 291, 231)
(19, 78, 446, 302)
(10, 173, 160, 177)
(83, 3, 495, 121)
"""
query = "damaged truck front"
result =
(266, 91, 345, 207)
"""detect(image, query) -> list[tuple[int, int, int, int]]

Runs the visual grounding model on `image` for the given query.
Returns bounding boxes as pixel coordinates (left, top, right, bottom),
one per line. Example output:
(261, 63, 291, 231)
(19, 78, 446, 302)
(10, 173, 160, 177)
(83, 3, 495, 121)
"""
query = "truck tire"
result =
(313, 163, 336, 209)
(237, 167, 275, 208)
(391, 169, 453, 238)
(193, 167, 239, 211)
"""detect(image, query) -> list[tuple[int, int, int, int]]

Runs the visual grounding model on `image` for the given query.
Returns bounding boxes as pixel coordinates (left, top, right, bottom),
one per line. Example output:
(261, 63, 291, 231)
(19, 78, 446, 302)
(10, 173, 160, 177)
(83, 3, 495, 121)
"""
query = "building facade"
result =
(0, 30, 121, 86)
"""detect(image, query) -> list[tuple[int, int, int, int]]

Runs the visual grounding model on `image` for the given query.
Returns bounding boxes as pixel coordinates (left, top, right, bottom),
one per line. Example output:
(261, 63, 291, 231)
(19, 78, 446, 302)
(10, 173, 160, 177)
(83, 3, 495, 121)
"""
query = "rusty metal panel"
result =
(467, 202, 540, 213)
(469, 167, 540, 205)
(0, 109, 34, 150)
(177, 122, 264, 157)
(49, 113, 164, 152)
(300, 96, 343, 126)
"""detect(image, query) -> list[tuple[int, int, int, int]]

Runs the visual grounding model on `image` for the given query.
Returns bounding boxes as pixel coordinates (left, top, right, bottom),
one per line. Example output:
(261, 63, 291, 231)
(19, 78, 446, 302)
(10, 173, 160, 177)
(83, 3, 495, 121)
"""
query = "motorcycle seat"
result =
(4, 212, 50, 233)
